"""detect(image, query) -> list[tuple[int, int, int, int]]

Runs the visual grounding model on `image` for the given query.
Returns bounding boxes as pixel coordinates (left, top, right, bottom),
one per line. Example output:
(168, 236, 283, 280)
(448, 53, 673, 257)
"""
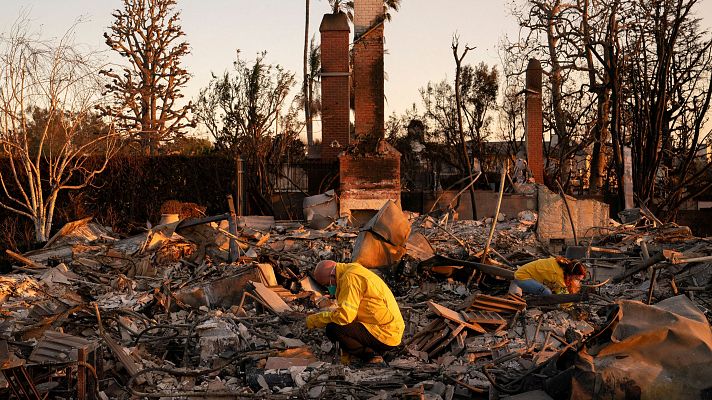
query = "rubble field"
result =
(1, 205, 711, 399)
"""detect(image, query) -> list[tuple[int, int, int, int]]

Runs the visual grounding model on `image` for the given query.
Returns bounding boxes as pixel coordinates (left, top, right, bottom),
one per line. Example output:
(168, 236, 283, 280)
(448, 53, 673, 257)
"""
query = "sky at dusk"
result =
(1, 0, 712, 140)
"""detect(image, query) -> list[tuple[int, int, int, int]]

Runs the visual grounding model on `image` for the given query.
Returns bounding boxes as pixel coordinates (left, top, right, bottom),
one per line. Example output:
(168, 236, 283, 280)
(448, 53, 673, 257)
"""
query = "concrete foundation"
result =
(536, 186, 609, 247)
(403, 184, 609, 252)
(402, 190, 536, 220)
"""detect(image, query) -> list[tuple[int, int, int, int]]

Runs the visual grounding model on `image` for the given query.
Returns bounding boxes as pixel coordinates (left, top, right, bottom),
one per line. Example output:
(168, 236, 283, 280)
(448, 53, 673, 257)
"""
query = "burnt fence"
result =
(0, 156, 339, 252)
(1, 154, 499, 255)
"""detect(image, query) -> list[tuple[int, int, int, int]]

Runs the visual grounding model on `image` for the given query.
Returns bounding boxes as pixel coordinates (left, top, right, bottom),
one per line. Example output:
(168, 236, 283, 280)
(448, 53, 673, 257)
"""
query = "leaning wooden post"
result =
(468, 161, 507, 286)
(227, 194, 239, 262)
(236, 156, 245, 217)
(556, 180, 578, 246)
(481, 161, 508, 263)
(77, 347, 87, 400)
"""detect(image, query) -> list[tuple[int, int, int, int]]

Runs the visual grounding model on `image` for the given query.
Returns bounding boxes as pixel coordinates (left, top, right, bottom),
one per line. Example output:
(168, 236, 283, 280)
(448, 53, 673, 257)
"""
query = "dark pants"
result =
(325, 322, 396, 360)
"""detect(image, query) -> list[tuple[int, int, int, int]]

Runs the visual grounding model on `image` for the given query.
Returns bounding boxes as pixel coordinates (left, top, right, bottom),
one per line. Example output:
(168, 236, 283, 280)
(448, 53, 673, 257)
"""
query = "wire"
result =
(127, 350, 275, 398)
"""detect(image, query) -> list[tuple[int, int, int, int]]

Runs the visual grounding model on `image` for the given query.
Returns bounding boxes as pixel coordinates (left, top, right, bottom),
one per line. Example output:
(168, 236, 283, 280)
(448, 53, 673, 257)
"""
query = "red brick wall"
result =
(526, 58, 544, 183)
(339, 151, 401, 215)
(354, 25, 384, 142)
(320, 14, 350, 161)
(340, 153, 400, 191)
(354, 0, 382, 36)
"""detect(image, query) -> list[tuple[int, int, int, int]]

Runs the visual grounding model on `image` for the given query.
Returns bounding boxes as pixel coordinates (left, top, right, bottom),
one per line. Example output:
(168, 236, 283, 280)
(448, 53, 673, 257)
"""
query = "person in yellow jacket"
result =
(305, 260, 404, 364)
(509, 256, 586, 296)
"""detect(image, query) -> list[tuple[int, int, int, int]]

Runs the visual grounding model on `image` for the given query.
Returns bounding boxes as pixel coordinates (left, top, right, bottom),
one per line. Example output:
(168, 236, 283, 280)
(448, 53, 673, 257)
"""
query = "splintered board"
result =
(461, 310, 507, 331)
(251, 281, 293, 314)
(427, 301, 485, 333)
(468, 294, 526, 314)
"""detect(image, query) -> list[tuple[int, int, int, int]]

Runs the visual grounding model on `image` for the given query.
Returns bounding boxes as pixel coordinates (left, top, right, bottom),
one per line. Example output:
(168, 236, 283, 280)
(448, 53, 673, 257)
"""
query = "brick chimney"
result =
(525, 58, 544, 183)
(353, 0, 384, 148)
(338, 0, 400, 224)
(319, 12, 351, 161)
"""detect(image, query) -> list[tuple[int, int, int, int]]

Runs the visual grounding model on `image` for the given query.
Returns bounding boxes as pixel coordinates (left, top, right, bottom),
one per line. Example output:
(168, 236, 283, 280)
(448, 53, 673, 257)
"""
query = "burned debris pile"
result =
(1, 200, 711, 399)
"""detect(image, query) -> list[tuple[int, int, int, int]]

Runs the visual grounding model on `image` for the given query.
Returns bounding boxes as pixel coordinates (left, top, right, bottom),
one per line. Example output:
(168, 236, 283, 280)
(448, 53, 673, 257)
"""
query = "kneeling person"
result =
(509, 256, 586, 296)
(306, 260, 404, 364)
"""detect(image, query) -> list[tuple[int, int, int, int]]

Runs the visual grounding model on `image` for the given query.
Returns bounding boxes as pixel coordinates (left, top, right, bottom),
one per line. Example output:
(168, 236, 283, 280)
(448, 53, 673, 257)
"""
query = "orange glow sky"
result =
(1, 0, 711, 141)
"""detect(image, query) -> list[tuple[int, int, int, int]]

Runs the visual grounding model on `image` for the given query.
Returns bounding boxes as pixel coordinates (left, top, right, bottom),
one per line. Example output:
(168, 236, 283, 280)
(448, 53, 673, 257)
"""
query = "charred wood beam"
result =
(174, 213, 230, 231)
(421, 255, 515, 280)
(612, 252, 666, 283)
(526, 293, 585, 307)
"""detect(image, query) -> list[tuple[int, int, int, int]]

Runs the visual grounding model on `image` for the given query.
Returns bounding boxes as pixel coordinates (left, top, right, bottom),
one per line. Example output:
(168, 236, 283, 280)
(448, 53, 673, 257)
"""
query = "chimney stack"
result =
(338, 0, 400, 222)
(353, 0, 385, 149)
(525, 58, 544, 183)
(319, 12, 351, 161)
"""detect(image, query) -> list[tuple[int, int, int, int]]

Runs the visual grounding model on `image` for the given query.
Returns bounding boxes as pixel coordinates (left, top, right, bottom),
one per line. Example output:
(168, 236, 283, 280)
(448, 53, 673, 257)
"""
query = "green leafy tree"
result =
(195, 51, 299, 213)
(460, 62, 499, 164)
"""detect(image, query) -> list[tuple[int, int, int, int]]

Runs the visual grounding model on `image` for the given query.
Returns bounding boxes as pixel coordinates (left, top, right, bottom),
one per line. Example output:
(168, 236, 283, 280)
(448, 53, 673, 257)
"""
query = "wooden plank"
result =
(428, 302, 485, 333)
(470, 299, 521, 312)
(420, 326, 450, 353)
(450, 330, 468, 356)
(506, 293, 527, 304)
(468, 303, 508, 313)
(251, 282, 293, 314)
(475, 294, 527, 308)
(428, 324, 465, 358)
(412, 331, 435, 350)
(464, 310, 507, 326)
(101, 332, 144, 384)
(5, 250, 46, 270)
(43, 217, 93, 248)
(227, 195, 239, 262)
(406, 319, 444, 346)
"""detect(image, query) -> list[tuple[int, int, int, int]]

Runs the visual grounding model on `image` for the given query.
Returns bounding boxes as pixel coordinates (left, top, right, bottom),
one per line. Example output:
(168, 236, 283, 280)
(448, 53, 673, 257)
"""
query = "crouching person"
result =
(305, 260, 404, 365)
(509, 256, 586, 296)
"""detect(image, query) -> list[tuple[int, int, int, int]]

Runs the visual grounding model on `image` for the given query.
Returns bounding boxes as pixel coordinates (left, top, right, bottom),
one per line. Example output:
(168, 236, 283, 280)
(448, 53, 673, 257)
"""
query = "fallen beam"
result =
(525, 293, 585, 307)
(421, 255, 515, 280)
(174, 213, 230, 231)
(613, 252, 666, 283)
(5, 250, 46, 270)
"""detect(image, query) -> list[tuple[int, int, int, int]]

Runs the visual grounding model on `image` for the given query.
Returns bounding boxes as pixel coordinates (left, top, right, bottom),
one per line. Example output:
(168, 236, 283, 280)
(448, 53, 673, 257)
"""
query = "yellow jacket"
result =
(514, 257, 568, 294)
(306, 262, 405, 346)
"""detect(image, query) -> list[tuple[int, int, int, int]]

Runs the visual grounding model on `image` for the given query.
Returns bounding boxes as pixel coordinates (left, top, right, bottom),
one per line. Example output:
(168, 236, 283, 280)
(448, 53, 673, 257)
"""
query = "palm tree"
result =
(383, 0, 401, 22)
(329, 0, 354, 21)
(328, 0, 401, 24)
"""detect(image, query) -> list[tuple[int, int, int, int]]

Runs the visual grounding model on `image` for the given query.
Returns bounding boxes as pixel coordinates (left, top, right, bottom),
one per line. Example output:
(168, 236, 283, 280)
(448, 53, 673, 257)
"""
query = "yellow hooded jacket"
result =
(306, 262, 405, 347)
(514, 257, 568, 294)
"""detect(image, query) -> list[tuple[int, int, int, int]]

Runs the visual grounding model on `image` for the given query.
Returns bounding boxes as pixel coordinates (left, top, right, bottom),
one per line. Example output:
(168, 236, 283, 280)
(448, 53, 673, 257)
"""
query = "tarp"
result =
(567, 295, 712, 399)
